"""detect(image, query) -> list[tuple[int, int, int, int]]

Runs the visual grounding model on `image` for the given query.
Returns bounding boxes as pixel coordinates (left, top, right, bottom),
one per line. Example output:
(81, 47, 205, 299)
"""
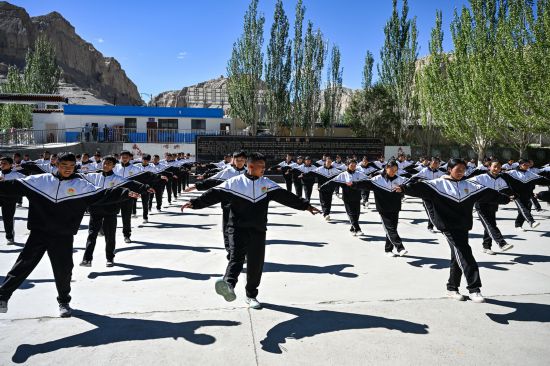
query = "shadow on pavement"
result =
(259, 303, 428, 354)
(262, 262, 358, 278)
(485, 299, 550, 324)
(11, 310, 240, 363)
(87, 263, 221, 282)
(266, 239, 328, 248)
(404, 255, 516, 271)
(115, 240, 223, 254)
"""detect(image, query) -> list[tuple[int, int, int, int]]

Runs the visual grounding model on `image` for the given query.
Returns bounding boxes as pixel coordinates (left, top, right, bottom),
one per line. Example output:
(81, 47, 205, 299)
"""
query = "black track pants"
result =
(441, 229, 481, 293)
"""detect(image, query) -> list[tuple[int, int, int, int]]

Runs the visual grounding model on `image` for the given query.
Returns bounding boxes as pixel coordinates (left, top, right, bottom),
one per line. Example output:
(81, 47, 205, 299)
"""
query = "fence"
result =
(0, 128, 248, 147)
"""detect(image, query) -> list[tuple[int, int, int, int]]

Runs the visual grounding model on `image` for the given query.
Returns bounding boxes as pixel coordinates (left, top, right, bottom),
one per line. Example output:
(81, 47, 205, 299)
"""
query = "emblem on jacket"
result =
(261, 186, 268, 193)
(67, 188, 76, 195)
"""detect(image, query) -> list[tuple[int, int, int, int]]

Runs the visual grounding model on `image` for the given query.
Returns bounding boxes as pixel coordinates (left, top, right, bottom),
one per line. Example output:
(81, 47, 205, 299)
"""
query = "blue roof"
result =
(63, 105, 224, 118)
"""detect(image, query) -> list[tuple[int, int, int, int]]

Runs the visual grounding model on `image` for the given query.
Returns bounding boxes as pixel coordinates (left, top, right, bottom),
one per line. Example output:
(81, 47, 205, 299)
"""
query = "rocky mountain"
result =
(151, 75, 354, 117)
(0, 1, 142, 105)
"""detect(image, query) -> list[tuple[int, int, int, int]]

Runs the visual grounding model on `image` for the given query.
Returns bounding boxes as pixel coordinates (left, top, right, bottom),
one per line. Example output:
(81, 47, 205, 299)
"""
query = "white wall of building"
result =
(33, 113, 232, 132)
(122, 143, 195, 158)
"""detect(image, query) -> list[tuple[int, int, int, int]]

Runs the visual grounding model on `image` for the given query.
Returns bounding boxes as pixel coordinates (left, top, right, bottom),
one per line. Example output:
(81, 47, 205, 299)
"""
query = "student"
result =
(402, 158, 513, 303)
(467, 160, 518, 255)
(502, 159, 518, 171)
(113, 151, 144, 242)
(271, 153, 295, 192)
(293, 156, 317, 202)
(0, 153, 136, 317)
(133, 155, 169, 224)
(319, 159, 367, 236)
(505, 159, 550, 231)
(0, 157, 26, 244)
(185, 151, 248, 257)
(150, 154, 172, 212)
(411, 157, 445, 234)
(352, 160, 408, 257)
(291, 156, 304, 198)
(303, 155, 340, 221)
(80, 156, 151, 267)
(181, 153, 320, 310)
(331, 155, 346, 197)
(357, 156, 379, 208)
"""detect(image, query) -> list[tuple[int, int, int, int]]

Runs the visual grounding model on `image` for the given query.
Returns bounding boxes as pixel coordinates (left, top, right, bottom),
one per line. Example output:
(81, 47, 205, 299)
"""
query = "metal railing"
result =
(0, 127, 248, 147)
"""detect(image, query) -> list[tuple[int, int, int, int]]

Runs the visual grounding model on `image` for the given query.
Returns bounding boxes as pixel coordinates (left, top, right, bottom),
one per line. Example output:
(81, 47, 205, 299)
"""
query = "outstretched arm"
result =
(268, 188, 318, 213)
(181, 187, 225, 211)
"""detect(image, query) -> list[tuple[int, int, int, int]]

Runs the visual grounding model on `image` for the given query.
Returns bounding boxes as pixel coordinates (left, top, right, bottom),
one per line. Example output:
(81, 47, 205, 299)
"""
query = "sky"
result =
(12, 0, 470, 100)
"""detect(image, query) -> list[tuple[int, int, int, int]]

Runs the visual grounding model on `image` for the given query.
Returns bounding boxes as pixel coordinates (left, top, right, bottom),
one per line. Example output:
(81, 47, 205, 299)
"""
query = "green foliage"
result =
(226, 0, 265, 135)
(24, 35, 61, 94)
(265, 0, 292, 134)
(344, 84, 400, 142)
(362, 51, 374, 91)
(321, 44, 343, 136)
(0, 66, 32, 129)
(290, 0, 305, 135)
(378, 0, 418, 143)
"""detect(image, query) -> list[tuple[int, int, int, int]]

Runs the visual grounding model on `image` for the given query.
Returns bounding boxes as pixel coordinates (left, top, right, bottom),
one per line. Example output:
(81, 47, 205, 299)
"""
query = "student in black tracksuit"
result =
(181, 153, 320, 310)
(150, 154, 173, 211)
(402, 158, 513, 303)
(0, 157, 26, 244)
(291, 156, 304, 198)
(468, 160, 525, 254)
(292, 156, 317, 202)
(133, 155, 169, 224)
(357, 156, 378, 208)
(302, 155, 340, 220)
(79, 156, 150, 267)
(352, 160, 408, 256)
(270, 153, 295, 192)
(0, 153, 135, 317)
(411, 157, 445, 233)
(319, 159, 367, 235)
(185, 151, 248, 258)
(505, 159, 550, 230)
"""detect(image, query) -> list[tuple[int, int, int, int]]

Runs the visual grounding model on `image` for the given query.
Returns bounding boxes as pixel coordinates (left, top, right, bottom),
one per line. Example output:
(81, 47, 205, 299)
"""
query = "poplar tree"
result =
(227, 0, 265, 135)
(321, 44, 343, 136)
(290, 0, 305, 135)
(265, 0, 292, 135)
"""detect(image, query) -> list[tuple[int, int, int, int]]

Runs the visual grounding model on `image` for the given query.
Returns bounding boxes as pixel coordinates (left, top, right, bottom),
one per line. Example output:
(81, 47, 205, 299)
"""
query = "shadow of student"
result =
(404, 255, 516, 271)
(87, 263, 221, 282)
(259, 303, 429, 354)
(359, 235, 439, 245)
(115, 240, 223, 254)
(485, 298, 550, 324)
(0, 276, 54, 290)
(496, 252, 550, 266)
(266, 239, 328, 248)
(11, 310, 241, 364)
(262, 262, 358, 278)
(146, 222, 215, 230)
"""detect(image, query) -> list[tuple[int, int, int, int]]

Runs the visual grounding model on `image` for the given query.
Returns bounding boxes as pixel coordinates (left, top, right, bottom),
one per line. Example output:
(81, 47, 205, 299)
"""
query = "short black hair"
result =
(304, 156, 311, 161)
(346, 159, 357, 165)
(120, 150, 131, 156)
(58, 153, 76, 163)
(247, 152, 266, 163)
(518, 158, 529, 165)
(153, 154, 160, 159)
(1, 157, 14, 165)
(233, 151, 247, 159)
(103, 156, 118, 165)
(142, 154, 152, 161)
(13, 152, 21, 158)
(385, 160, 399, 169)
(447, 158, 467, 170)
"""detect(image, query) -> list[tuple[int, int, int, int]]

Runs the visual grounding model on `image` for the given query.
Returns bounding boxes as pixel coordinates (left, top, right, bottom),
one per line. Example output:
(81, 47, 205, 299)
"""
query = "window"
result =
(158, 119, 178, 130)
(124, 118, 137, 129)
(191, 119, 206, 130)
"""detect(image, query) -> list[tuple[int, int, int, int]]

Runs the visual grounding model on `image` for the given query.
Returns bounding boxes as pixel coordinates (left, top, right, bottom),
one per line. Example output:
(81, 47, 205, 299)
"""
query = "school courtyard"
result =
(0, 188, 549, 365)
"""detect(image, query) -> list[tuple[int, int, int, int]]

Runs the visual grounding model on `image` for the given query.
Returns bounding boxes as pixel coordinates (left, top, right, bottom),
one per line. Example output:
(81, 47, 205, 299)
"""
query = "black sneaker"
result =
(59, 303, 73, 318)
(6, 239, 15, 245)
(79, 260, 92, 267)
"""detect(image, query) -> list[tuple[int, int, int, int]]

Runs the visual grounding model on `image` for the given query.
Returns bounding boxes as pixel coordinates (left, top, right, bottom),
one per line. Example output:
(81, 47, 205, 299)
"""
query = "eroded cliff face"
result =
(0, 1, 143, 105)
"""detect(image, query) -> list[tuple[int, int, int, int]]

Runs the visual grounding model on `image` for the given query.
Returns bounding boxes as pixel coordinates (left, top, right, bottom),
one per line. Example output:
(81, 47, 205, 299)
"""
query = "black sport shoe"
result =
(106, 260, 114, 267)
(59, 303, 73, 318)
(124, 237, 131, 243)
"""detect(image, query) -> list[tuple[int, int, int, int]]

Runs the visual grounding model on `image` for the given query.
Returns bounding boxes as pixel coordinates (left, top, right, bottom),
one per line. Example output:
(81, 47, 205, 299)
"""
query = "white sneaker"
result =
(6, 239, 15, 245)
(470, 292, 485, 303)
(428, 228, 437, 234)
(143, 219, 148, 224)
(324, 215, 331, 222)
(246, 297, 262, 309)
(124, 237, 131, 243)
(156, 208, 162, 213)
(516, 226, 526, 232)
(351, 231, 357, 237)
(355, 230, 363, 236)
(530, 221, 540, 229)
(398, 249, 408, 257)
(215, 278, 236, 302)
(500, 243, 514, 252)
(0, 300, 7, 313)
(482, 248, 496, 255)
(132, 214, 138, 218)
(385, 251, 396, 257)
(446, 290, 465, 301)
